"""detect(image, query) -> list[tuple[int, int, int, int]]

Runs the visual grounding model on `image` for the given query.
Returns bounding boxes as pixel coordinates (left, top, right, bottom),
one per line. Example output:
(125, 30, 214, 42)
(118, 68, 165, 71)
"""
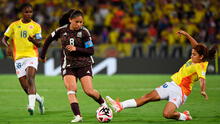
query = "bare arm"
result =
(176, 30, 198, 47)
(1, 36, 13, 57)
(28, 36, 42, 48)
(1, 36, 10, 47)
(39, 35, 55, 62)
(199, 78, 208, 100)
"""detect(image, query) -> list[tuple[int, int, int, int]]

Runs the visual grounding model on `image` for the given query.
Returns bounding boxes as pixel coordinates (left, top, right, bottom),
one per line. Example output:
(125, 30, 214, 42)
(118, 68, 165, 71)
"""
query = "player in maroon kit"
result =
(40, 9, 107, 122)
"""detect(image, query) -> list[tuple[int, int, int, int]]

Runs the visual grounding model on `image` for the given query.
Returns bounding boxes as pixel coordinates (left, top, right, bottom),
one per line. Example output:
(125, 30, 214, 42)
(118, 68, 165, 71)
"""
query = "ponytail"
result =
(207, 45, 218, 60)
(59, 9, 75, 26)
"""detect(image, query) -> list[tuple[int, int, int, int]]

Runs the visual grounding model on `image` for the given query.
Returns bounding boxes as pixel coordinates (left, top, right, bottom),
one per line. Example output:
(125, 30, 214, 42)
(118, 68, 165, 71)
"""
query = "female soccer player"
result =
(1, 3, 44, 115)
(106, 30, 217, 121)
(40, 9, 107, 122)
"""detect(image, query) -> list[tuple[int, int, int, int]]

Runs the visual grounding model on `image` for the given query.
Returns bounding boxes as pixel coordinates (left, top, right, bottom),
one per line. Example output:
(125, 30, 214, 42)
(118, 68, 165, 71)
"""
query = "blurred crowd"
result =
(0, 0, 220, 58)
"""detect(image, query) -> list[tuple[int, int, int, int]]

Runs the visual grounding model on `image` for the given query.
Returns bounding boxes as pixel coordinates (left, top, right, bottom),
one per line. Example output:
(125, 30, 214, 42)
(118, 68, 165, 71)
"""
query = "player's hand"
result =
(28, 36, 35, 42)
(6, 47, 12, 57)
(66, 45, 76, 52)
(201, 91, 208, 100)
(176, 30, 188, 36)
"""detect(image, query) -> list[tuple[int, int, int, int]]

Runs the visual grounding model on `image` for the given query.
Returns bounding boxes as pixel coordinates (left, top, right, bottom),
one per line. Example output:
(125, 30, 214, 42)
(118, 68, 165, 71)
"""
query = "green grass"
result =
(0, 74, 219, 124)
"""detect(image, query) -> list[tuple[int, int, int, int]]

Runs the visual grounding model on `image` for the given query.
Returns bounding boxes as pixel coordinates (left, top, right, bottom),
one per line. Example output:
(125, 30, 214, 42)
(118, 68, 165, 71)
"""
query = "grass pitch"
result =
(0, 74, 219, 124)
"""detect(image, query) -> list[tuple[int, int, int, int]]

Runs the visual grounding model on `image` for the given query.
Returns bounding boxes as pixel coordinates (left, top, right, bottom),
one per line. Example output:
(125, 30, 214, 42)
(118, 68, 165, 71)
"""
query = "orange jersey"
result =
(171, 59, 208, 96)
(4, 19, 42, 60)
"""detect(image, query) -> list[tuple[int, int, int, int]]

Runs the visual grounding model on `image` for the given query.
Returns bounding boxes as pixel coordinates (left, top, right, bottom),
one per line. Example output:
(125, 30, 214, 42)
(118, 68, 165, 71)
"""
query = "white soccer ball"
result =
(96, 106, 113, 123)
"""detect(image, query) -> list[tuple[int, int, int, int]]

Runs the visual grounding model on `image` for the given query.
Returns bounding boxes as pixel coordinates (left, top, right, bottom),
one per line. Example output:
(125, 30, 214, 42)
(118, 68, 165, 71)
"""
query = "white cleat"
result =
(27, 107, 34, 115)
(71, 115, 83, 123)
(38, 97, 45, 115)
(106, 96, 123, 112)
(183, 110, 192, 120)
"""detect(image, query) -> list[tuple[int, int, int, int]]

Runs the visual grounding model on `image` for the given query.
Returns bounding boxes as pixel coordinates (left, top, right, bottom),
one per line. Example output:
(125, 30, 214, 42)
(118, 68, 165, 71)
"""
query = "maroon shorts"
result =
(61, 65, 93, 79)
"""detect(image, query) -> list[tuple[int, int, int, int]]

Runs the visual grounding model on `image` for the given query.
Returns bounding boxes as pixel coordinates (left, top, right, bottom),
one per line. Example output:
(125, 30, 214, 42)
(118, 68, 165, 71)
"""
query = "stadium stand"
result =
(0, 0, 219, 58)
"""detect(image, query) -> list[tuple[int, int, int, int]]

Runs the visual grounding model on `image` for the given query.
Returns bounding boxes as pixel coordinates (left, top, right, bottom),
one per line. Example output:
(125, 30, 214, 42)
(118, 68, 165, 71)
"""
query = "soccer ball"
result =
(96, 106, 113, 123)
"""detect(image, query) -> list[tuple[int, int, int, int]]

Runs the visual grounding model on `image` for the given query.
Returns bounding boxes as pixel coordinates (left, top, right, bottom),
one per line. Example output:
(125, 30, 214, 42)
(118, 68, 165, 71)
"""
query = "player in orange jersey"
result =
(106, 30, 217, 121)
(1, 3, 44, 115)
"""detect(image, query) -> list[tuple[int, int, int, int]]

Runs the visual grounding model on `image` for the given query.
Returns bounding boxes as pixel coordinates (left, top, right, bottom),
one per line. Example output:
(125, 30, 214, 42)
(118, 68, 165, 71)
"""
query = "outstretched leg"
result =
(106, 90, 160, 112)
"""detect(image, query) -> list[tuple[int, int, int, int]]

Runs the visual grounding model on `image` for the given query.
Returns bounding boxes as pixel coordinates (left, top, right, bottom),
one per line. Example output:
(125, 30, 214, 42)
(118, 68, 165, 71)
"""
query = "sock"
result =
(178, 112, 187, 121)
(121, 99, 137, 109)
(101, 99, 108, 107)
(94, 95, 106, 106)
(28, 94, 36, 109)
(35, 93, 42, 103)
(70, 103, 81, 116)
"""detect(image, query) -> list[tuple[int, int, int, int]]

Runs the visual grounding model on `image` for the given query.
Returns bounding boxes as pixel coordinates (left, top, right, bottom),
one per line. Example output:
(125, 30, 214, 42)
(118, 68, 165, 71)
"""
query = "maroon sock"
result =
(94, 95, 105, 105)
(70, 103, 81, 116)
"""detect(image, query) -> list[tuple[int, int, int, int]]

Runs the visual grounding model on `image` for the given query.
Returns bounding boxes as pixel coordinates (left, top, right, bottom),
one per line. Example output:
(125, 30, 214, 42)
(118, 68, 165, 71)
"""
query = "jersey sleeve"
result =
(34, 24, 42, 40)
(196, 62, 208, 79)
(40, 27, 61, 59)
(74, 28, 94, 55)
(82, 28, 94, 48)
(4, 23, 14, 37)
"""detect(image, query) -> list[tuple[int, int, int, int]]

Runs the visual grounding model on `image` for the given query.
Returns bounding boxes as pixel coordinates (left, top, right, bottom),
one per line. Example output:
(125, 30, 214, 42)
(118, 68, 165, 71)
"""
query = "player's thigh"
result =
(78, 66, 94, 91)
(155, 82, 170, 100)
(63, 75, 77, 91)
(80, 75, 93, 92)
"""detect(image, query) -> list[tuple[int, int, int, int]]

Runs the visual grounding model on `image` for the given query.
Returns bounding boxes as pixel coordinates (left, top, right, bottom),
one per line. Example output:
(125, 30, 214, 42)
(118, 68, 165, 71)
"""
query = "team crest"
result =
(63, 32, 67, 36)
(29, 25, 34, 29)
(77, 32, 82, 38)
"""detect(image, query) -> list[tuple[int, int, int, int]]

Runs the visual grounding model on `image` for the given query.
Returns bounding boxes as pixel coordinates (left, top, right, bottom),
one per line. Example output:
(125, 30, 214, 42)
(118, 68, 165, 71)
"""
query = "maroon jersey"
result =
(40, 24, 94, 68)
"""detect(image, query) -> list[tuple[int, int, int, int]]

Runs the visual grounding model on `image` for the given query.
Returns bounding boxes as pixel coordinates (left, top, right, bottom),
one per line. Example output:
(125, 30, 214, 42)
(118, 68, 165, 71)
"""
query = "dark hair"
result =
(69, 10, 83, 19)
(193, 43, 217, 61)
(20, 3, 33, 11)
(59, 9, 75, 26)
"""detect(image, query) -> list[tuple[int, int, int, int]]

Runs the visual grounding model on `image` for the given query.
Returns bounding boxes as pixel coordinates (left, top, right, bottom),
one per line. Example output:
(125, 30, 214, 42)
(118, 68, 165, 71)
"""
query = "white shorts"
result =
(155, 81, 187, 108)
(14, 57, 38, 78)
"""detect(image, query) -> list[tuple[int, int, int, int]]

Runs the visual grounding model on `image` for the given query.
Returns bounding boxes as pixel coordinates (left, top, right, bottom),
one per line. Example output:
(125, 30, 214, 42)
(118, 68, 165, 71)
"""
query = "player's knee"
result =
(67, 90, 76, 95)
(26, 75, 34, 83)
(163, 111, 172, 119)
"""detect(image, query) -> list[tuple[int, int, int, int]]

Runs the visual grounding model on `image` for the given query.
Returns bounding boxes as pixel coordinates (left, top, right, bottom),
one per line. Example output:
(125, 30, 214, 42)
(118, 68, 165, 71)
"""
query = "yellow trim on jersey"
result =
(171, 59, 208, 96)
(4, 19, 42, 60)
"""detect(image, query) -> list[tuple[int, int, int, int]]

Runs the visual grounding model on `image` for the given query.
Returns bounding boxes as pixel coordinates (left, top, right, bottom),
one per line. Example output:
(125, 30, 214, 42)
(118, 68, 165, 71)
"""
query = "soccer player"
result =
(106, 30, 217, 121)
(40, 9, 107, 122)
(1, 3, 45, 115)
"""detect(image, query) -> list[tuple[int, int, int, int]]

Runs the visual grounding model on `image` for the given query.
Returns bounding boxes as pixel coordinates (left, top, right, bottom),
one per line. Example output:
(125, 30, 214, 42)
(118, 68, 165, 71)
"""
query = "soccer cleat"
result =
(27, 107, 34, 115)
(71, 115, 83, 123)
(38, 97, 45, 115)
(183, 110, 192, 120)
(106, 96, 123, 112)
